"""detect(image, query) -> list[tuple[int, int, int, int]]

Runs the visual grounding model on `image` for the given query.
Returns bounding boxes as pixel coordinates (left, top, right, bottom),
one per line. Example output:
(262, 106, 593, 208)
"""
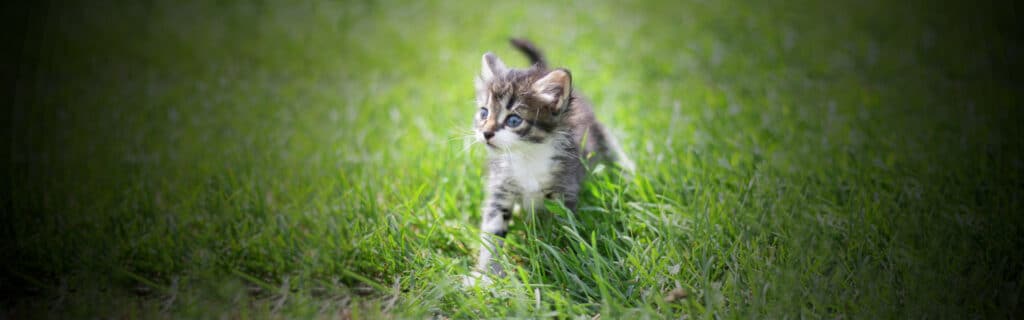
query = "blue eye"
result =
(505, 115, 523, 127)
(479, 108, 488, 119)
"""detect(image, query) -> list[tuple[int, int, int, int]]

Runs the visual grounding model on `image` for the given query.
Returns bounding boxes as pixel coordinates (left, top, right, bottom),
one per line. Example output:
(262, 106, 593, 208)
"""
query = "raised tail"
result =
(509, 38, 547, 69)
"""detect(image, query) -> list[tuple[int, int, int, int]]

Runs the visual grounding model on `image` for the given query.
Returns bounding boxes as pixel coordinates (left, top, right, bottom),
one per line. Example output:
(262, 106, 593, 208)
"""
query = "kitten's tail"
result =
(510, 38, 547, 69)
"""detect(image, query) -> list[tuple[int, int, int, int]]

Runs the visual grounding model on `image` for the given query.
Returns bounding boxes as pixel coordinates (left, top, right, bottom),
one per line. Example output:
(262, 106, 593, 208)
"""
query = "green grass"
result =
(4, 0, 1023, 318)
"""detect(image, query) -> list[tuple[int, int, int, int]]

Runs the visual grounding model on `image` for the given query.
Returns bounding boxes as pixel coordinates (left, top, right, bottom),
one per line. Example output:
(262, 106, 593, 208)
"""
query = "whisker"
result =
(448, 134, 477, 142)
(461, 143, 480, 154)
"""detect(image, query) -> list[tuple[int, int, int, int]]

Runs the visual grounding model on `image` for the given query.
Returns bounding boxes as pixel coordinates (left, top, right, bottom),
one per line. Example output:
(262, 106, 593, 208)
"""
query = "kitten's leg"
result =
(521, 194, 546, 223)
(589, 123, 635, 174)
(547, 189, 579, 214)
(563, 192, 579, 213)
(475, 186, 516, 277)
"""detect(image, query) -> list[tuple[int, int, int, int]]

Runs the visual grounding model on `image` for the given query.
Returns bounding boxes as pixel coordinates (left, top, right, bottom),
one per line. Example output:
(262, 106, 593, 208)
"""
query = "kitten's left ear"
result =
(532, 68, 573, 113)
(480, 52, 507, 82)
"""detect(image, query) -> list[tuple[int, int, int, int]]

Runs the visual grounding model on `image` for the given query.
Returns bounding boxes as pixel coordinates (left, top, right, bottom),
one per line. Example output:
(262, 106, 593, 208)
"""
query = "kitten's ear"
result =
(480, 52, 507, 82)
(532, 68, 572, 113)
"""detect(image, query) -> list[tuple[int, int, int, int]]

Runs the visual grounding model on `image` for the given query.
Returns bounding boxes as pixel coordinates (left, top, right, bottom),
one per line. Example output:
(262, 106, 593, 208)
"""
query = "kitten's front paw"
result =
(460, 271, 495, 287)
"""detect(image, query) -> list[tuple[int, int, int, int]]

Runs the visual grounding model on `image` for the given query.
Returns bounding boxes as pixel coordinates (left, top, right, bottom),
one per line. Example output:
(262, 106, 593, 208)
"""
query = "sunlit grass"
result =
(4, 0, 1022, 318)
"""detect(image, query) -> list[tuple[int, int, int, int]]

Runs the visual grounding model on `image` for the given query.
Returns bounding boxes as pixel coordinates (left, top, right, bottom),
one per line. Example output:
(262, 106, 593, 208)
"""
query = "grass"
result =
(4, 0, 1023, 318)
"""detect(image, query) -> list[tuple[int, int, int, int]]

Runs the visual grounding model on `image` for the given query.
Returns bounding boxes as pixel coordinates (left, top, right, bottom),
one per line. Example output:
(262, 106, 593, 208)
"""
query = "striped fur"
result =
(469, 39, 634, 281)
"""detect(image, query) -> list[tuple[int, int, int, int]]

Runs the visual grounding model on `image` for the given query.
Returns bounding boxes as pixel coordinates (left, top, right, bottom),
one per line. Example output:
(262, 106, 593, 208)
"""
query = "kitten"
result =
(468, 39, 634, 284)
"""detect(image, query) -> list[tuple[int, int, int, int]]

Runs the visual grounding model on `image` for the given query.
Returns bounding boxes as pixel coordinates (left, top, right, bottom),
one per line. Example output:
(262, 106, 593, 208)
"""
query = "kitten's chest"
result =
(501, 144, 559, 195)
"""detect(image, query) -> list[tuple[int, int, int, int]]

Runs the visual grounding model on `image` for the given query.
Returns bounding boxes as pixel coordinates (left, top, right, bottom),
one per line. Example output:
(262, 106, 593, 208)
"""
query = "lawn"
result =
(4, 0, 1023, 318)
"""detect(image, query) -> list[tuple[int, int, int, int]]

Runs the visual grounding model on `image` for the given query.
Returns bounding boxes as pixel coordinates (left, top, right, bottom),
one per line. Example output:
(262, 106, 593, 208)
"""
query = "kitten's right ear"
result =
(532, 68, 572, 114)
(480, 52, 507, 82)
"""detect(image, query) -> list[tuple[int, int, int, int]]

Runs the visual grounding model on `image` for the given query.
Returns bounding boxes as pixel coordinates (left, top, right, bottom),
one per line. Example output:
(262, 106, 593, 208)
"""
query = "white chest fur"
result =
(499, 141, 559, 196)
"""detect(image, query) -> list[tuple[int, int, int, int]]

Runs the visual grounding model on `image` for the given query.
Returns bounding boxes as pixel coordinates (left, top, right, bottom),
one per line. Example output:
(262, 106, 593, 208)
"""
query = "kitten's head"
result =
(473, 52, 572, 150)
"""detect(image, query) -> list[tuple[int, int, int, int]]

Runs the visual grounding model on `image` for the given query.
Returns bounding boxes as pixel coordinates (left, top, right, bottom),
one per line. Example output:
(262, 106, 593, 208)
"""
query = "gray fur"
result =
(469, 39, 634, 279)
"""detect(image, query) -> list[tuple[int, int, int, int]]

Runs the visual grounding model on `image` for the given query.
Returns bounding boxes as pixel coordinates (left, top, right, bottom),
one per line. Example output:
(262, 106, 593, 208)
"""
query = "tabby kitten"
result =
(468, 39, 634, 283)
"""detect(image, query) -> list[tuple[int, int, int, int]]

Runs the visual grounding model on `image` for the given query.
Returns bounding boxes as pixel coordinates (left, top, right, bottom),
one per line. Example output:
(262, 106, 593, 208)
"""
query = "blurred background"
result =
(3, 0, 1022, 317)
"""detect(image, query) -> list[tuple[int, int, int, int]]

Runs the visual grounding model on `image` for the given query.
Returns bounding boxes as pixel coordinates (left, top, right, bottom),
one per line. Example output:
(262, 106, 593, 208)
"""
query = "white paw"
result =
(460, 271, 495, 287)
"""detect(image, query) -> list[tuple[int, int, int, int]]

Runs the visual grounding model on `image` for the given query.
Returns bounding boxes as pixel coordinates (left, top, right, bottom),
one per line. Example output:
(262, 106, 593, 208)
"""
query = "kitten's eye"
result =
(479, 108, 488, 119)
(505, 115, 523, 127)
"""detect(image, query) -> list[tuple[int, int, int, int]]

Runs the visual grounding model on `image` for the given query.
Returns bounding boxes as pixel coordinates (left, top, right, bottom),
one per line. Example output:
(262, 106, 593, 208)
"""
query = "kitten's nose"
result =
(483, 131, 495, 140)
